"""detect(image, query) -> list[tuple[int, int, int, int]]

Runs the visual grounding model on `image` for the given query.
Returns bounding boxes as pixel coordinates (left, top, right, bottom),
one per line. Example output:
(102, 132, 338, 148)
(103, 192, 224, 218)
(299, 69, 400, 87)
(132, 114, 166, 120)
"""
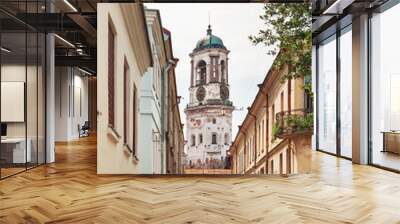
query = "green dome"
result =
(194, 25, 226, 52)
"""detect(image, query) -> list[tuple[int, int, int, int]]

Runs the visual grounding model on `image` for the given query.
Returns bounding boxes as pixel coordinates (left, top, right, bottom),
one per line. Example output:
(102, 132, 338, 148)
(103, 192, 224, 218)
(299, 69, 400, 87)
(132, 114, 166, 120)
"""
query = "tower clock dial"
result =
(196, 86, 206, 102)
(220, 85, 229, 101)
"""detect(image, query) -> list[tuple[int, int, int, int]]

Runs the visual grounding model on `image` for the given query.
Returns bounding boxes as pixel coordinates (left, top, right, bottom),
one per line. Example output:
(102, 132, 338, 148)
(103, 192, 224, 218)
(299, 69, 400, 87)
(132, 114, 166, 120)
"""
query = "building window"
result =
(133, 85, 137, 155)
(221, 60, 225, 83)
(370, 6, 400, 171)
(224, 133, 229, 145)
(153, 56, 160, 99)
(199, 134, 203, 144)
(211, 56, 218, 80)
(266, 117, 269, 148)
(279, 153, 283, 174)
(287, 148, 291, 174)
(249, 138, 253, 162)
(196, 60, 206, 85)
(212, 118, 216, 124)
(280, 91, 284, 113)
(317, 34, 337, 155)
(259, 123, 262, 154)
(339, 26, 352, 158)
(212, 133, 217, 144)
(191, 134, 196, 146)
(123, 58, 130, 145)
(108, 20, 116, 128)
(239, 151, 244, 173)
(272, 104, 275, 126)
(262, 120, 265, 152)
(270, 160, 274, 174)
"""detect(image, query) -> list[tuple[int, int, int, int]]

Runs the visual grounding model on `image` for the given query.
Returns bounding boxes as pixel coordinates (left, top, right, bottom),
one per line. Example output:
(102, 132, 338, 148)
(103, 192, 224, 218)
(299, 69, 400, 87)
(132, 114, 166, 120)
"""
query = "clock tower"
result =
(185, 25, 234, 169)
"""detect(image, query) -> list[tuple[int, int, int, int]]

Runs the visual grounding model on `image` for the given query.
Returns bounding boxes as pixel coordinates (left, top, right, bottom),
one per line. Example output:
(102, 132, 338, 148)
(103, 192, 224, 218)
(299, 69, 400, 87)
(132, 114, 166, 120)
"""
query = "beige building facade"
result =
(229, 55, 312, 175)
(97, 4, 184, 174)
(97, 4, 152, 174)
(164, 29, 185, 174)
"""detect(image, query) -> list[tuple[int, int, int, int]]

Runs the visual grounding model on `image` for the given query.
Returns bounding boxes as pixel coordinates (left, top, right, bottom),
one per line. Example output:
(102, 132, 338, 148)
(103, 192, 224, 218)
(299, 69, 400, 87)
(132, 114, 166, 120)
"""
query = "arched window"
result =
(199, 134, 203, 144)
(212, 133, 217, 144)
(224, 133, 229, 145)
(220, 60, 225, 83)
(191, 134, 196, 146)
(196, 60, 206, 85)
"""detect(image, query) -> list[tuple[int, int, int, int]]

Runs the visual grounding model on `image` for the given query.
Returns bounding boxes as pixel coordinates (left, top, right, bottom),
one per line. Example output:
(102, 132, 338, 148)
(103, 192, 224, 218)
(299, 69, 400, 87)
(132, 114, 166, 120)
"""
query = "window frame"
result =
(132, 84, 137, 156)
(211, 133, 217, 145)
(123, 57, 129, 145)
(108, 19, 116, 129)
(315, 24, 353, 160)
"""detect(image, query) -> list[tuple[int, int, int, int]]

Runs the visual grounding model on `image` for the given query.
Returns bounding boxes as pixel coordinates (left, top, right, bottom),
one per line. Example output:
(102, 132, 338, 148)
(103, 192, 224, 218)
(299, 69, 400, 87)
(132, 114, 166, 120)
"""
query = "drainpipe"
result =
(160, 59, 176, 174)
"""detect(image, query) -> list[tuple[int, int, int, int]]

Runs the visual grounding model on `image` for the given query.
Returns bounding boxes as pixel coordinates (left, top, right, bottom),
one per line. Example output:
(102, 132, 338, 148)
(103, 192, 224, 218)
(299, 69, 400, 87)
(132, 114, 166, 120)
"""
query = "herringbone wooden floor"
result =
(1, 135, 400, 223)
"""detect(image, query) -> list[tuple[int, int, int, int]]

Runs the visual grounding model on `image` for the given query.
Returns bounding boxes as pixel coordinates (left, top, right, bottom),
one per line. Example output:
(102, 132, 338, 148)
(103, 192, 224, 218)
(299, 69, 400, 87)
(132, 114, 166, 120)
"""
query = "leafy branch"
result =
(250, 2, 312, 92)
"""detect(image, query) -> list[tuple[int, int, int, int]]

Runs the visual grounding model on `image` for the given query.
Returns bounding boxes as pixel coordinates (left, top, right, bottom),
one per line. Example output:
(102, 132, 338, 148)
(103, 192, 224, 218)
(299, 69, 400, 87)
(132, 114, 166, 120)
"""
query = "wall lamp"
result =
(1, 47, 11, 53)
(78, 67, 94, 76)
(54, 34, 75, 48)
(63, 0, 78, 12)
(322, 0, 355, 15)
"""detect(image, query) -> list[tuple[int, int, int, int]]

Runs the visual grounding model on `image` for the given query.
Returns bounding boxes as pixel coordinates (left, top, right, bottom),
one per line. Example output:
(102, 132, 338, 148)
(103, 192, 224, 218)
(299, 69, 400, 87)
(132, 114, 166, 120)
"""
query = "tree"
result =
(250, 3, 312, 95)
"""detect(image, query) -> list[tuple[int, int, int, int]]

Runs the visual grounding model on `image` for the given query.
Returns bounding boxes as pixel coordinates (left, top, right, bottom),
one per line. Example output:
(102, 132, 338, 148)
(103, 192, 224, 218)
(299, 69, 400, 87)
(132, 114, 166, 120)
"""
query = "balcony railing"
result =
(274, 109, 313, 139)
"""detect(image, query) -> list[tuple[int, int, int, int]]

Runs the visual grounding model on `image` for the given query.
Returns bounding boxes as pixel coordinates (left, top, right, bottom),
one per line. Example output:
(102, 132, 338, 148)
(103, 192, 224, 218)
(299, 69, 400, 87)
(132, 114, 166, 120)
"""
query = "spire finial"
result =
(207, 12, 212, 35)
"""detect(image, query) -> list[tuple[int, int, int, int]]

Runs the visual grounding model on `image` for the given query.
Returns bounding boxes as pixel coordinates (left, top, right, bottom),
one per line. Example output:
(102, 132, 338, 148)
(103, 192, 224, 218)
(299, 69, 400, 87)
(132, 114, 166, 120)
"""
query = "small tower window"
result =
(197, 60, 206, 85)
(212, 133, 217, 144)
(191, 135, 196, 146)
(199, 134, 203, 144)
(221, 60, 225, 83)
(224, 133, 229, 145)
(212, 118, 216, 124)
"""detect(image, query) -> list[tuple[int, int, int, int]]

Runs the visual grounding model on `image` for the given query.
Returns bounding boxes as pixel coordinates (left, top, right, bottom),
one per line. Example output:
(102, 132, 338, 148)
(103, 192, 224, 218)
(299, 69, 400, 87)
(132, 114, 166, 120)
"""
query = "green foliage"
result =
(285, 113, 313, 132)
(249, 2, 312, 81)
(272, 123, 282, 140)
(251, 3, 313, 139)
(303, 80, 313, 98)
(273, 113, 313, 139)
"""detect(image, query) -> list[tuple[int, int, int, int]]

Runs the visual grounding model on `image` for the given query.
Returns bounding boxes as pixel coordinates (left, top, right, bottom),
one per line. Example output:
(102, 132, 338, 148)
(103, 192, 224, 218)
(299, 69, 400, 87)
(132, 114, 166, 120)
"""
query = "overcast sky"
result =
(145, 3, 276, 139)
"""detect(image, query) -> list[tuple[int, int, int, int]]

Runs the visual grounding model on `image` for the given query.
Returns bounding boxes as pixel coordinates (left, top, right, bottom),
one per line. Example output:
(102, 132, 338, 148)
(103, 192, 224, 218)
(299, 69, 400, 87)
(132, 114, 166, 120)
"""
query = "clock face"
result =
(196, 86, 206, 102)
(220, 85, 229, 100)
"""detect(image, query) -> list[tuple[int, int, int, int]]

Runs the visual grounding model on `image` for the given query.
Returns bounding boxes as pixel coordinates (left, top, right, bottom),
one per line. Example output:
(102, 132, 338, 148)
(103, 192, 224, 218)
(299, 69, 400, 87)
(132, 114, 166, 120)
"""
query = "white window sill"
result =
(107, 126, 121, 143)
(123, 143, 139, 164)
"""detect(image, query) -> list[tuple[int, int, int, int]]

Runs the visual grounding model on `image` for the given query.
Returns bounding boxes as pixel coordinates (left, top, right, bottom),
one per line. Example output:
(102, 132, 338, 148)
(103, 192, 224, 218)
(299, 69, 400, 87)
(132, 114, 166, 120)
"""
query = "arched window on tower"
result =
(224, 133, 229, 145)
(196, 60, 206, 85)
(199, 134, 203, 144)
(212, 133, 217, 144)
(221, 60, 225, 84)
(191, 134, 196, 146)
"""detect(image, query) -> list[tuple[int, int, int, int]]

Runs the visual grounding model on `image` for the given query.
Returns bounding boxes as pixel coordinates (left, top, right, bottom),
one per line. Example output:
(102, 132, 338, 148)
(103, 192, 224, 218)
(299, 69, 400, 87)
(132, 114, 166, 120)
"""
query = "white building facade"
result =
(185, 26, 234, 169)
(138, 10, 166, 174)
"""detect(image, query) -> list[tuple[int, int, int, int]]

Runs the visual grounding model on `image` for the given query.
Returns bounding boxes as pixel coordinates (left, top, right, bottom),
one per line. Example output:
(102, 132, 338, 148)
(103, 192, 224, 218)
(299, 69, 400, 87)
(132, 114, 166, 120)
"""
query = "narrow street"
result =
(0, 136, 399, 223)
